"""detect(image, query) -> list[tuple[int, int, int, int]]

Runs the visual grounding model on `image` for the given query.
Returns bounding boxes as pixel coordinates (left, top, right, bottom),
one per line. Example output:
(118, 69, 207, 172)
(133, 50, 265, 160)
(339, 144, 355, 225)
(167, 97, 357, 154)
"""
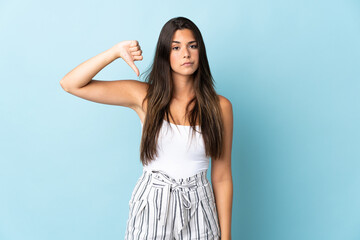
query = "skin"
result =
(60, 30, 233, 239)
(169, 29, 199, 102)
(210, 96, 233, 240)
(170, 29, 233, 239)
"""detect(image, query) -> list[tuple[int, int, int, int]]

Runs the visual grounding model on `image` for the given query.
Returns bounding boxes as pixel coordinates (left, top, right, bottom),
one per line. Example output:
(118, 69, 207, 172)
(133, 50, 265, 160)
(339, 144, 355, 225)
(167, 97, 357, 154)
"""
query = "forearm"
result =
(212, 179, 233, 240)
(60, 46, 119, 91)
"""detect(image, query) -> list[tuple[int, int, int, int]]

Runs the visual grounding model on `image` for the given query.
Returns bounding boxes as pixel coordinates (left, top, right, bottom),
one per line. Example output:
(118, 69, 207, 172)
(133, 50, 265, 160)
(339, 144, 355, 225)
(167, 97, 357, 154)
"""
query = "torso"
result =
(132, 82, 201, 126)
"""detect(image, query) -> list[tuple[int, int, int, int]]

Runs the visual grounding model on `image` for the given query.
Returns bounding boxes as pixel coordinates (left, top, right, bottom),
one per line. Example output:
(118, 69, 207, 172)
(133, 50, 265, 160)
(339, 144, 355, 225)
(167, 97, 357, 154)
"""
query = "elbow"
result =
(59, 80, 70, 92)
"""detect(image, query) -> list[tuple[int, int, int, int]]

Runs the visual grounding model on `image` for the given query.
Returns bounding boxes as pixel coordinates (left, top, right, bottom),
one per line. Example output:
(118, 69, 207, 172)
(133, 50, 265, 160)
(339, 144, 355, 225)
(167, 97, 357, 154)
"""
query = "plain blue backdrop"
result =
(1, 0, 359, 239)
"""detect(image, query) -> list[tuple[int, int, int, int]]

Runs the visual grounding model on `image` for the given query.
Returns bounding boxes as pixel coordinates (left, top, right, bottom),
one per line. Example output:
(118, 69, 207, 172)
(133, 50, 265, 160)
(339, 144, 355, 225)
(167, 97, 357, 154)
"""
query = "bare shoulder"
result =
(217, 94, 233, 114)
(217, 94, 233, 128)
(133, 80, 149, 110)
(134, 80, 149, 99)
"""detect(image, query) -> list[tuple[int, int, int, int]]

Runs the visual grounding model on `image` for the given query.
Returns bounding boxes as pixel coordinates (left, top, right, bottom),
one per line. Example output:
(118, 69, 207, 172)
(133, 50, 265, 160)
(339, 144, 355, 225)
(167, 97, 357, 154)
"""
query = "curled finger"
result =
(133, 55, 143, 61)
(132, 50, 142, 56)
(129, 46, 140, 52)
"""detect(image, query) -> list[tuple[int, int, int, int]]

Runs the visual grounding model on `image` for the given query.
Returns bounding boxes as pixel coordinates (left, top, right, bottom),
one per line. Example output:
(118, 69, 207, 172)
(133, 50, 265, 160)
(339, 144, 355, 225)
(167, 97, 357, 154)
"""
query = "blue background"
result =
(1, 0, 359, 239)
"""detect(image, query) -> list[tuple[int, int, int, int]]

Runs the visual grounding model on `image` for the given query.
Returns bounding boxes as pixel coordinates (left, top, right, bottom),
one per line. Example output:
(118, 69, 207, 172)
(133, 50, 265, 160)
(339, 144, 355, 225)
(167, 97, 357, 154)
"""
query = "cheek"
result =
(194, 51, 199, 60)
(193, 52, 199, 65)
(170, 54, 180, 67)
(169, 52, 175, 61)
(169, 57, 175, 68)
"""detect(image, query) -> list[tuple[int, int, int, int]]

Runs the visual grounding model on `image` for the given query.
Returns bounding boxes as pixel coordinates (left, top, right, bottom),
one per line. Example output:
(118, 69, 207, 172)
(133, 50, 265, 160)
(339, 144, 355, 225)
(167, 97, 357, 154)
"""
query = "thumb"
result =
(128, 61, 140, 76)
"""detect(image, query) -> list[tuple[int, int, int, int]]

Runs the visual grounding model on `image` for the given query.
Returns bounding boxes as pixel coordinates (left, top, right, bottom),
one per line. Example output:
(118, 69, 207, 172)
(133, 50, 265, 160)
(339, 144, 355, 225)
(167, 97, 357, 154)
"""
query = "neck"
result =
(171, 72, 195, 101)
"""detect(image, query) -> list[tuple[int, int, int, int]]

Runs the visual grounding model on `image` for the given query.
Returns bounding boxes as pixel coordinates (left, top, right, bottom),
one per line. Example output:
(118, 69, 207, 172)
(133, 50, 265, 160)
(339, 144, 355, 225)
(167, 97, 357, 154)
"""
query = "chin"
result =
(178, 72, 197, 77)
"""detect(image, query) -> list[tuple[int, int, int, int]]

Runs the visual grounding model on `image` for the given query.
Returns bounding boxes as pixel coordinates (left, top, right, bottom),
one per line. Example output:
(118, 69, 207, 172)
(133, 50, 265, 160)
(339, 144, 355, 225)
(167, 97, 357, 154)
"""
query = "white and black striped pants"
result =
(124, 169, 221, 240)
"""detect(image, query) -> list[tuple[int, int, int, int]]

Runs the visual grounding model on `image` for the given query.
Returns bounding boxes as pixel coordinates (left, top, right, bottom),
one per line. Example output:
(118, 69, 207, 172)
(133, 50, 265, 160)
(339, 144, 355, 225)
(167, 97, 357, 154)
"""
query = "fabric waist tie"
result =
(146, 170, 199, 231)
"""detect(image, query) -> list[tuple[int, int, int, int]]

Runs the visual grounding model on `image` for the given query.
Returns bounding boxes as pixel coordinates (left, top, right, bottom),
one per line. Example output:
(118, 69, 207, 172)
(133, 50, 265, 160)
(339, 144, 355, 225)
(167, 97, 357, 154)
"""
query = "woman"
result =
(60, 16, 233, 240)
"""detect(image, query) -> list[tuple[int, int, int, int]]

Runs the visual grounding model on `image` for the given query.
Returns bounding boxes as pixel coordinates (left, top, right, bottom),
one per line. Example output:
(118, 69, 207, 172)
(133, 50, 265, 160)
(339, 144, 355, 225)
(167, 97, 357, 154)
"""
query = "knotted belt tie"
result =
(147, 170, 198, 229)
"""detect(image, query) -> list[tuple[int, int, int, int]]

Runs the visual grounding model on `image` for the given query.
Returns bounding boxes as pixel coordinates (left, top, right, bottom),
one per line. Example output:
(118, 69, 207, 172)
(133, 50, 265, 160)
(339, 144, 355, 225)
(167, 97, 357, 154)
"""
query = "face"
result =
(169, 29, 199, 77)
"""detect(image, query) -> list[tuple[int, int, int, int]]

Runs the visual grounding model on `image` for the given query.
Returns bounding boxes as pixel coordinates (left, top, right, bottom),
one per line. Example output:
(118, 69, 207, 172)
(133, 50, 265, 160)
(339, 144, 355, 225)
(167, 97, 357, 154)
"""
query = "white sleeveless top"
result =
(140, 119, 210, 180)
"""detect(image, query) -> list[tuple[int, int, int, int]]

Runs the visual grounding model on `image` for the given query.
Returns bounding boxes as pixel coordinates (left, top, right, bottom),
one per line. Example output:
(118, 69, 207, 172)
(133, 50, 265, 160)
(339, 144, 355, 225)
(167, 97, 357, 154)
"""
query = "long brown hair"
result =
(139, 16, 224, 166)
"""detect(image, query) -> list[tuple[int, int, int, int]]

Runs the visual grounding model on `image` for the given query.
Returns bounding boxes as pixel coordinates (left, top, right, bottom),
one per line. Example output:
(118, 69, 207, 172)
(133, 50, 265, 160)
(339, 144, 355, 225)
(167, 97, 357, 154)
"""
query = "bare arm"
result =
(59, 40, 146, 109)
(211, 95, 234, 240)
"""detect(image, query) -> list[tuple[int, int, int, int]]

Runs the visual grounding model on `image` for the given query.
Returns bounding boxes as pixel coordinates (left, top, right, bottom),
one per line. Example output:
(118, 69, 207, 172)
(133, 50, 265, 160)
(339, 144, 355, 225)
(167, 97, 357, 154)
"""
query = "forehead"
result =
(172, 29, 196, 43)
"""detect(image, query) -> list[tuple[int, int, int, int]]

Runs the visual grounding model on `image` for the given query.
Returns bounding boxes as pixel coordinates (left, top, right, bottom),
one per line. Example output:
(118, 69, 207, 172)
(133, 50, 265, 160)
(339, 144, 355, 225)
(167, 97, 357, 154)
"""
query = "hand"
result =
(112, 40, 143, 76)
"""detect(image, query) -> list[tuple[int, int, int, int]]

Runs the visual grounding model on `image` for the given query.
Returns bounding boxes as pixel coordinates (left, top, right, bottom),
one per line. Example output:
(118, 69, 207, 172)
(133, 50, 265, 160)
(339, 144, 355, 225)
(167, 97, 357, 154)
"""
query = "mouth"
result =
(182, 62, 193, 66)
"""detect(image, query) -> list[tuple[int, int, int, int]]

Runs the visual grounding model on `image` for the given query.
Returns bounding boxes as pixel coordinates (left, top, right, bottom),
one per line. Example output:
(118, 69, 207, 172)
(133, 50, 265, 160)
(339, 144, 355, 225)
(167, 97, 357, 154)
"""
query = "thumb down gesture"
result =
(112, 40, 143, 76)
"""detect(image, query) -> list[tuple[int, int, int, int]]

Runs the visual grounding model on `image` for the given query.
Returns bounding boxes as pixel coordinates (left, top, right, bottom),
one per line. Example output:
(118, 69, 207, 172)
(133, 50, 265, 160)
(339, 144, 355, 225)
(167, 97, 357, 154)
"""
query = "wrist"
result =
(108, 45, 121, 60)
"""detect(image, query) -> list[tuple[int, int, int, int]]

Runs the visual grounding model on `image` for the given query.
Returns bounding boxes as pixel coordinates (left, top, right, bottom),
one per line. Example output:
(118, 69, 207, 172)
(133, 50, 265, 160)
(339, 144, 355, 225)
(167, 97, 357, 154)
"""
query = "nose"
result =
(182, 47, 190, 58)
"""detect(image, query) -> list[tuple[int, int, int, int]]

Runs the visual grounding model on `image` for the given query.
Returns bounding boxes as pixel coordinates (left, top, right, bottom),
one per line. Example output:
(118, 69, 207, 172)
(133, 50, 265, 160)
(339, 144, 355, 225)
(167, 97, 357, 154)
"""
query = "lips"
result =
(182, 62, 193, 65)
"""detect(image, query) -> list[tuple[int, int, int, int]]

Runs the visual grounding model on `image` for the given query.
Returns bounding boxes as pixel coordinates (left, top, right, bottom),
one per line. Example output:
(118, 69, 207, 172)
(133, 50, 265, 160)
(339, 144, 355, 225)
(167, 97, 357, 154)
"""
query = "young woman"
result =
(60, 16, 233, 240)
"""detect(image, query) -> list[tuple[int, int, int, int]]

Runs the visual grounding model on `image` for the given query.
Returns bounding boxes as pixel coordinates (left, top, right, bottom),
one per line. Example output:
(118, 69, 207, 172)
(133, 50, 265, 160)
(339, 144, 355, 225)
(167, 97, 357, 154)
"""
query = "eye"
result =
(172, 46, 179, 50)
(190, 45, 198, 49)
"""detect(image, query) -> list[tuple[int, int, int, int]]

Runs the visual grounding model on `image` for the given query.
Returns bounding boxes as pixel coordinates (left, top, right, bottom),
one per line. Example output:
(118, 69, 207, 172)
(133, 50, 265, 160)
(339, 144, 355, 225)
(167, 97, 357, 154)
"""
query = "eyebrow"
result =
(172, 40, 197, 44)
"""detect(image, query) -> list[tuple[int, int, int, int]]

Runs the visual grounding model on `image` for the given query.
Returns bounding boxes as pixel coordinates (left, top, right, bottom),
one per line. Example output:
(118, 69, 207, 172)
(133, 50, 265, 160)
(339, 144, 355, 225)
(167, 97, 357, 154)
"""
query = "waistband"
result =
(132, 169, 212, 205)
(142, 168, 209, 186)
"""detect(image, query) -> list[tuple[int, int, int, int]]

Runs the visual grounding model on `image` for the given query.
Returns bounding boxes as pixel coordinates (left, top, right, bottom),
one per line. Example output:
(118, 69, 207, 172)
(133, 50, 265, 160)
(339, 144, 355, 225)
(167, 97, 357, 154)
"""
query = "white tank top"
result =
(140, 119, 210, 180)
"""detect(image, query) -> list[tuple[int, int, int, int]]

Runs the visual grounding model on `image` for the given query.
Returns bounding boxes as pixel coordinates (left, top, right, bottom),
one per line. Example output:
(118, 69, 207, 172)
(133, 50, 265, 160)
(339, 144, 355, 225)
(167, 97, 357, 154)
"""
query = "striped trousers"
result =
(124, 169, 221, 240)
